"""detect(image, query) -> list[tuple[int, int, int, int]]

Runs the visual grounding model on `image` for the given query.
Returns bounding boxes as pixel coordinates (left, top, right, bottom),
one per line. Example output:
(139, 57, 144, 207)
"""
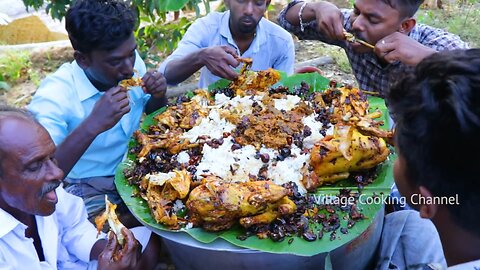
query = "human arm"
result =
(278, 0, 346, 42)
(272, 35, 295, 75)
(158, 14, 240, 85)
(163, 45, 240, 85)
(53, 86, 130, 176)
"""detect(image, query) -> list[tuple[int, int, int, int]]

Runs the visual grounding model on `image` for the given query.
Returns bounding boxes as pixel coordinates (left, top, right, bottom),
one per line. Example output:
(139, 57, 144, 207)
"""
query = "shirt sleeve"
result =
(415, 24, 470, 51)
(55, 188, 103, 263)
(28, 76, 72, 146)
(278, 0, 350, 48)
(273, 35, 295, 75)
(158, 17, 210, 78)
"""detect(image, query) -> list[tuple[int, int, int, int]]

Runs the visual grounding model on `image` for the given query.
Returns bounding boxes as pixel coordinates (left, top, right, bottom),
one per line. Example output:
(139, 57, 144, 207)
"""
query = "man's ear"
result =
(398, 18, 416, 34)
(417, 186, 438, 219)
(74, 50, 90, 70)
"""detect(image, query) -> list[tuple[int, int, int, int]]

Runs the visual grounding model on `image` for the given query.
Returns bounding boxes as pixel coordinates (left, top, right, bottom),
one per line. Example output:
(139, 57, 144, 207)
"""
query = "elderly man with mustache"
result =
(0, 105, 151, 270)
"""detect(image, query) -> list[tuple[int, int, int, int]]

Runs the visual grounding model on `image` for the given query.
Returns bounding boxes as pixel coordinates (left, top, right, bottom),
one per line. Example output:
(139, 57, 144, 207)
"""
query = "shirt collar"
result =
(220, 11, 235, 45)
(0, 207, 26, 238)
(72, 61, 102, 101)
(219, 10, 267, 54)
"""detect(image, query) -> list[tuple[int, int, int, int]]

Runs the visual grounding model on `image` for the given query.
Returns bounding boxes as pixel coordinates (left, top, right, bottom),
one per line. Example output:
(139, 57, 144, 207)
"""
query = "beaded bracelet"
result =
(299, 1, 308, 32)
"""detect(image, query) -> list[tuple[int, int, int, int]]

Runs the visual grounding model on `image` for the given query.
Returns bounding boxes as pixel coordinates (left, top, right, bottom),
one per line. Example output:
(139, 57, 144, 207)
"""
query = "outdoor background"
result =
(1, 0, 479, 107)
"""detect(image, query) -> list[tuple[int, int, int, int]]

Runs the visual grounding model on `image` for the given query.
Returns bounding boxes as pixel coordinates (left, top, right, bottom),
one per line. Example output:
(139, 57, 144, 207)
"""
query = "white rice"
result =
(174, 94, 328, 193)
(176, 151, 190, 164)
(181, 109, 235, 142)
(273, 95, 301, 111)
(302, 114, 334, 149)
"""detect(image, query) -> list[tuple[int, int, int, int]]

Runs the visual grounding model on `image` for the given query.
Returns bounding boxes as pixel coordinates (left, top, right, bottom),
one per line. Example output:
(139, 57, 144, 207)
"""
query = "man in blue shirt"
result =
(377, 49, 480, 269)
(159, 0, 295, 88)
(28, 1, 164, 267)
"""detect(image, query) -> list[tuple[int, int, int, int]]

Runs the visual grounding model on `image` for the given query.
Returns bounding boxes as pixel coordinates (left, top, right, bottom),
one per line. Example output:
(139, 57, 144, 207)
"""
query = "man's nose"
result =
(244, 1, 254, 15)
(351, 15, 366, 32)
(120, 58, 135, 77)
(46, 159, 64, 181)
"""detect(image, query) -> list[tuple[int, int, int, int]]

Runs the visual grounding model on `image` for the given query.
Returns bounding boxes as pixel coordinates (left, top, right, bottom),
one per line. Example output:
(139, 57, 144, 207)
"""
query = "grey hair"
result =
(0, 103, 38, 176)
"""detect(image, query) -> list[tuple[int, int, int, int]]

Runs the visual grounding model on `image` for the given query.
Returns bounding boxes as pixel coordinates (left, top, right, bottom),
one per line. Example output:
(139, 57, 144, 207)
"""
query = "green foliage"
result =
(136, 17, 193, 68)
(0, 77, 10, 91)
(21, 0, 211, 59)
(417, 4, 480, 47)
(0, 51, 31, 84)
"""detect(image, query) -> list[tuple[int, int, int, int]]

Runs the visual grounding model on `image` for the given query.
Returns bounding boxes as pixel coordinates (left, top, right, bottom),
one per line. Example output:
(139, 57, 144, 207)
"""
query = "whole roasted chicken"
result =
(187, 178, 296, 231)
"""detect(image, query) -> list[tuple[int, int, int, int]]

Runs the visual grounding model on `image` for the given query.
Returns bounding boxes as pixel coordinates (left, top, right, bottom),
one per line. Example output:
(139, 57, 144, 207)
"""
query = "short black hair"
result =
(388, 49, 480, 237)
(65, 0, 137, 53)
(379, 0, 424, 18)
(0, 103, 38, 177)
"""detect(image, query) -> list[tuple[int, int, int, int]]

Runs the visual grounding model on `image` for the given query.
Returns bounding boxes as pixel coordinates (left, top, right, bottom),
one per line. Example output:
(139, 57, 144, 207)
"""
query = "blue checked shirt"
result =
(278, 1, 469, 96)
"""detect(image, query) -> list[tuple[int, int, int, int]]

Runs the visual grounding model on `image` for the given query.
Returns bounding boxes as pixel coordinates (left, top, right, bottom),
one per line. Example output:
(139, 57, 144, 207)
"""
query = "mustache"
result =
(240, 15, 254, 23)
(39, 181, 61, 198)
(352, 31, 368, 42)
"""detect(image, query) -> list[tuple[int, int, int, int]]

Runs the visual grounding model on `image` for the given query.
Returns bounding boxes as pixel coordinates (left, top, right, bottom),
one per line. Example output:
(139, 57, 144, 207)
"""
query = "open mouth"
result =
(41, 182, 60, 203)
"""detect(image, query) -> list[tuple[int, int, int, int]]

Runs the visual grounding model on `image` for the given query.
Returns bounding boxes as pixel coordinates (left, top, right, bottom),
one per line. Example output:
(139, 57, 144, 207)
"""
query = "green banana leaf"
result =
(156, 0, 189, 12)
(115, 72, 395, 256)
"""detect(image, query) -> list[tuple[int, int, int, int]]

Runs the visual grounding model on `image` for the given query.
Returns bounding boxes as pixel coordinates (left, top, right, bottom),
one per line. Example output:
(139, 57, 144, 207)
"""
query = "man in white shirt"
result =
(159, 0, 295, 88)
(0, 105, 147, 269)
(386, 49, 480, 269)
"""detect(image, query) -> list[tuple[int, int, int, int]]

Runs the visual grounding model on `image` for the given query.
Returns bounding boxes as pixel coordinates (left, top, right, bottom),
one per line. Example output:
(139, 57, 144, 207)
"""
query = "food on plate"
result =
(187, 178, 296, 231)
(124, 68, 392, 236)
(95, 196, 126, 245)
(140, 169, 191, 229)
(307, 124, 390, 189)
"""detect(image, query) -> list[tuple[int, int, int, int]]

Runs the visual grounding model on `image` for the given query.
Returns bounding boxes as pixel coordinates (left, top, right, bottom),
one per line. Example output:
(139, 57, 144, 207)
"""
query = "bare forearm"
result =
(164, 49, 206, 84)
(55, 118, 100, 177)
(284, 1, 322, 26)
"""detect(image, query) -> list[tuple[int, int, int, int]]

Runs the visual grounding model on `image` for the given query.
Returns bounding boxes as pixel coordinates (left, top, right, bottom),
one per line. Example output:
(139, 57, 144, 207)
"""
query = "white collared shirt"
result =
(159, 10, 295, 88)
(0, 187, 103, 270)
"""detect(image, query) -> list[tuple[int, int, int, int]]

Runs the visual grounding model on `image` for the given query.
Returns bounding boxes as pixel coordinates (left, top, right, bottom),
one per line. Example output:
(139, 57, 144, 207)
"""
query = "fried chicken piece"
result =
(133, 130, 198, 157)
(94, 196, 127, 245)
(144, 169, 191, 229)
(305, 124, 390, 190)
(239, 196, 296, 228)
(119, 77, 142, 89)
(186, 179, 293, 231)
(230, 68, 281, 96)
(154, 99, 209, 131)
